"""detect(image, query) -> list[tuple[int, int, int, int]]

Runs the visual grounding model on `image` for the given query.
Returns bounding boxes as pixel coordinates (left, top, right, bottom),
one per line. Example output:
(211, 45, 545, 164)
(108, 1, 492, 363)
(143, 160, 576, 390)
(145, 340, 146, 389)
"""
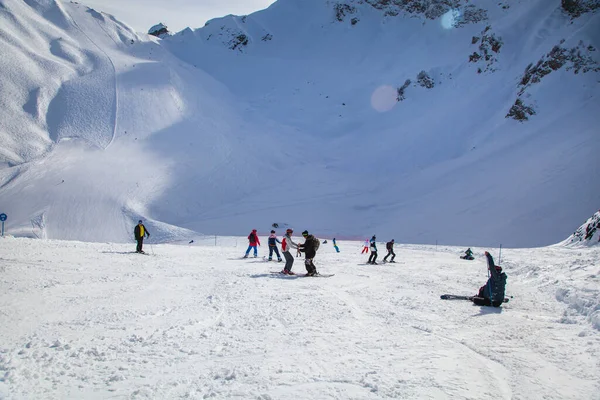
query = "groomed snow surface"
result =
(1, 236, 599, 399)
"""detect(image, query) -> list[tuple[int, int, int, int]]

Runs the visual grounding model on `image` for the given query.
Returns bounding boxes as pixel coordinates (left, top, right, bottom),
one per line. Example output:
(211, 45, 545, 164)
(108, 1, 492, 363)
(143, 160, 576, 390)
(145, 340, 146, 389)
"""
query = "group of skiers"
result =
(239, 229, 506, 307)
(243, 228, 320, 276)
(364, 235, 396, 264)
(133, 222, 507, 307)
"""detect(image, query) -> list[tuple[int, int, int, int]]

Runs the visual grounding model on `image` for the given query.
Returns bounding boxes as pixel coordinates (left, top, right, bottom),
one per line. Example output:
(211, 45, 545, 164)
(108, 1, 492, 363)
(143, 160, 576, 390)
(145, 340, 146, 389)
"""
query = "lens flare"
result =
(441, 9, 460, 29)
(370, 85, 397, 113)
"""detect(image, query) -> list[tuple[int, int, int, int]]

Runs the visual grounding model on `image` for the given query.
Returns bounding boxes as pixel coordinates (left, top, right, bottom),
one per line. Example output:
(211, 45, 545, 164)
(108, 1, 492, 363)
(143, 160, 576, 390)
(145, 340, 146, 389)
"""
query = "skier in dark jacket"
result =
(134, 220, 150, 253)
(368, 235, 378, 264)
(383, 239, 395, 263)
(461, 248, 474, 260)
(472, 251, 507, 307)
(298, 230, 320, 276)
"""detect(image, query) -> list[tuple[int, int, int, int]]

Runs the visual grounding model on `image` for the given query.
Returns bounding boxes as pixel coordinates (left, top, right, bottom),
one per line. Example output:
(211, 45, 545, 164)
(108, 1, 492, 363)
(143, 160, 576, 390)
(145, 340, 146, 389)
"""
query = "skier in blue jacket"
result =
(367, 235, 378, 264)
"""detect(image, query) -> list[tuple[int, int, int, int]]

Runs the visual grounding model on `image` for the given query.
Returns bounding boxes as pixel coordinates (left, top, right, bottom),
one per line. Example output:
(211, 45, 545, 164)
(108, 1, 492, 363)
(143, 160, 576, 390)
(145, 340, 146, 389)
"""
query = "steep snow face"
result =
(163, 0, 600, 246)
(0, 0, 308, 243)
(0, 0, 599, 245)
(561, 210, 600, 247)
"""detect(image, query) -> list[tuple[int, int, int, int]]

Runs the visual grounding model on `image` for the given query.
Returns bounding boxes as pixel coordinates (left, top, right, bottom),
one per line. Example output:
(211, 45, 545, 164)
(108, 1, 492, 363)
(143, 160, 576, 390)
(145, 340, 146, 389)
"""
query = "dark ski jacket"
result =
(299, 234, 320, 259)
(386, 241, 394, 250)
(481, 252, 507, 302)
(268, 233, 281, 246)
(465, 248, 473, 257)
(134, 224, 150, 240)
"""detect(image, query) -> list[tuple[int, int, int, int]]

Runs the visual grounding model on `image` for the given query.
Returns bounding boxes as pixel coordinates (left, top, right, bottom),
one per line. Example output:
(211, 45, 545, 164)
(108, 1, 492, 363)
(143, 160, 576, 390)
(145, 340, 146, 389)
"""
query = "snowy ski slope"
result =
(0, 236, 598, 399)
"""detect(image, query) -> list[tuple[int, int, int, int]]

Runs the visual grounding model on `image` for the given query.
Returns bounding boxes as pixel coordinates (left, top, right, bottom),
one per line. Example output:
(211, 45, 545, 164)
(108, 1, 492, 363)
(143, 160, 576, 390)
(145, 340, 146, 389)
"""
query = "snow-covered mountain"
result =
(0, 0, 598, 246)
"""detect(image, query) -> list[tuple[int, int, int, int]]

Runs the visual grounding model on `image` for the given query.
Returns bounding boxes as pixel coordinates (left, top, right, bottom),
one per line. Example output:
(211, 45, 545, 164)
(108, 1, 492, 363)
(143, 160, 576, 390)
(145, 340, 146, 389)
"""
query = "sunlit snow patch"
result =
(441, 9, 461, 29)
(370, 85, 397, 112)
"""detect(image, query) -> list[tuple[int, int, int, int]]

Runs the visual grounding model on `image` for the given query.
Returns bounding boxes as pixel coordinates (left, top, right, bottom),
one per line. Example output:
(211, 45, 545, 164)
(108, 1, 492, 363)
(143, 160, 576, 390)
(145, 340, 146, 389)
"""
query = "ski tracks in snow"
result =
(0, 239, 599, 399)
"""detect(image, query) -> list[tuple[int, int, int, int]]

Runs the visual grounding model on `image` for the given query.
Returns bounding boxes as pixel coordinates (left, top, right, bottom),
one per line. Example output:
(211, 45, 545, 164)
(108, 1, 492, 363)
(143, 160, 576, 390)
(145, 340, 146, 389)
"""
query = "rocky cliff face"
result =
(562, 211, 600, 246)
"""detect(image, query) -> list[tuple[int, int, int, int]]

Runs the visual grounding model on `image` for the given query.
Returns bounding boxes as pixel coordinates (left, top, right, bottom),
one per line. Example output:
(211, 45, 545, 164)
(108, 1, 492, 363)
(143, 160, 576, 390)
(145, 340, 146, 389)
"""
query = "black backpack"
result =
(249, 233, 256, 242)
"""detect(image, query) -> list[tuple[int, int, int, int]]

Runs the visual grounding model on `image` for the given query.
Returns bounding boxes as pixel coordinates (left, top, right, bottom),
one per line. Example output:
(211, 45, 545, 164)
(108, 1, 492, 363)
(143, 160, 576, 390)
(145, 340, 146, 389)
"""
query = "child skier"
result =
(472, 251, 507, 307)
(268, 230, 283, 262)
(281, 228, 299, 274)
(243, 229, 260, 258)
(361, 239, 369, 254)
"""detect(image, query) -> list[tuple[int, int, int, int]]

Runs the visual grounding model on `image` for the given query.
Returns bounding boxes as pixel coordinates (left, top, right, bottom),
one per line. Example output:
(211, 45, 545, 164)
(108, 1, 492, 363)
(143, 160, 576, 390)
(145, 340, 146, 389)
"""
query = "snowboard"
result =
(440, 294, 509, 303)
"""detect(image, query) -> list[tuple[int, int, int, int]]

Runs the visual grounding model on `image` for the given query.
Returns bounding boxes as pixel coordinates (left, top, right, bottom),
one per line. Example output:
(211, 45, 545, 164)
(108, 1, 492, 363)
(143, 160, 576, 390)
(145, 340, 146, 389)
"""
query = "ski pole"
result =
(498, 244, 502, 265)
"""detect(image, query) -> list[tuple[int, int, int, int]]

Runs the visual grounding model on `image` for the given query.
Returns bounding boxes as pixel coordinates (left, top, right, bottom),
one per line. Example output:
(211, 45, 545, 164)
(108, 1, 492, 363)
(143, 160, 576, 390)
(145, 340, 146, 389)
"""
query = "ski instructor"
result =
(134, 220, 150, 253)
(298, 230, 320, 276)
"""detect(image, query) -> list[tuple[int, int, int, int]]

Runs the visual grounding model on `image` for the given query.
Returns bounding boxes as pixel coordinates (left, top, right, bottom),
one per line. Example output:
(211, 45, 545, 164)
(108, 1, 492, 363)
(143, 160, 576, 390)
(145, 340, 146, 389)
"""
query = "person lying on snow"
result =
(461, 248, 474, 260)
(472, 251, 507, 307)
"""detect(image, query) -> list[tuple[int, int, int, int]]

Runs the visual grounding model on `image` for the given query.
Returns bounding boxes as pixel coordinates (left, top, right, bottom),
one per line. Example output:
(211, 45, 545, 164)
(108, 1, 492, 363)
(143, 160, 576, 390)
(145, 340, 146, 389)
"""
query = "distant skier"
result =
(461, 248, 474, 260)
(382, 239, 395, 263)
(268, 230, 283, 262)
(243, 229, 260, 258)
(472, 251, 507, 307)
(298, 230, 320, 276)
(368, 235, 378, 264)
(281, 228, 299, 274)
(333, 238, 340, 253)
(134, 220, 150, 253)
(361, 239, 369, 254)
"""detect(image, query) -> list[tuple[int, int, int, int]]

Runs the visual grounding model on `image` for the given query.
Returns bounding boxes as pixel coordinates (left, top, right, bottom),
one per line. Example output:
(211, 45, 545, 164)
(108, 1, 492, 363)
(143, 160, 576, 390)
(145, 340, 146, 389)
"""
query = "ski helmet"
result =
(286, 228, 293, 233)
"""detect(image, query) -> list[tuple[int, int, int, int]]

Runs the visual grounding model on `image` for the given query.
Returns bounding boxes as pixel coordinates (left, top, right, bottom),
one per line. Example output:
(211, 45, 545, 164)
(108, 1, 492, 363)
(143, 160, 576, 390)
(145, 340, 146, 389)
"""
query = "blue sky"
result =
(80, 0, 276, 32)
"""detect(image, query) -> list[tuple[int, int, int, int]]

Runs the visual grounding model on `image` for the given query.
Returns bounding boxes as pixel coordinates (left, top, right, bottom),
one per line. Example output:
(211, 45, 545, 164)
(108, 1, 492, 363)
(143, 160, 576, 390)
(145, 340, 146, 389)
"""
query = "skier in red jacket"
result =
(243, 229, 260, 258)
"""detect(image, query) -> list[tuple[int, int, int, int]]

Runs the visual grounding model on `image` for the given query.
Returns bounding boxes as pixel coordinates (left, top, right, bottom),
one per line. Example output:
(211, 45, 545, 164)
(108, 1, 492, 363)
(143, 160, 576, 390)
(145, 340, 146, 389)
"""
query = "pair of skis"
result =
(270, 271, 335, 278)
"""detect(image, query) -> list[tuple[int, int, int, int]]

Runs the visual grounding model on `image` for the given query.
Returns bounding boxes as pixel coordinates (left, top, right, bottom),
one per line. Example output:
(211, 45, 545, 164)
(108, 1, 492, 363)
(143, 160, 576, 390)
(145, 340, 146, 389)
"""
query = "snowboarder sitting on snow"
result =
(368, 235, 378, 264)
(243, 229, 260, 258)
(461, 248, 474, 260)
(472, 251, 507, 307)
(268, 230, 283, 262)
(383, 239, 395, 263)
(134, 220, 150, 253)
(298, 230, 320, 276)
(281, 228, 299, 274)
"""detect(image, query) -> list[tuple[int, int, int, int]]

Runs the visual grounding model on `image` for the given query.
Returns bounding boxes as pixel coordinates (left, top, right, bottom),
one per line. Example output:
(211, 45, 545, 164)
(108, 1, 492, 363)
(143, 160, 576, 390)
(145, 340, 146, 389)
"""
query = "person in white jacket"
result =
(281, 228, 299, 274)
